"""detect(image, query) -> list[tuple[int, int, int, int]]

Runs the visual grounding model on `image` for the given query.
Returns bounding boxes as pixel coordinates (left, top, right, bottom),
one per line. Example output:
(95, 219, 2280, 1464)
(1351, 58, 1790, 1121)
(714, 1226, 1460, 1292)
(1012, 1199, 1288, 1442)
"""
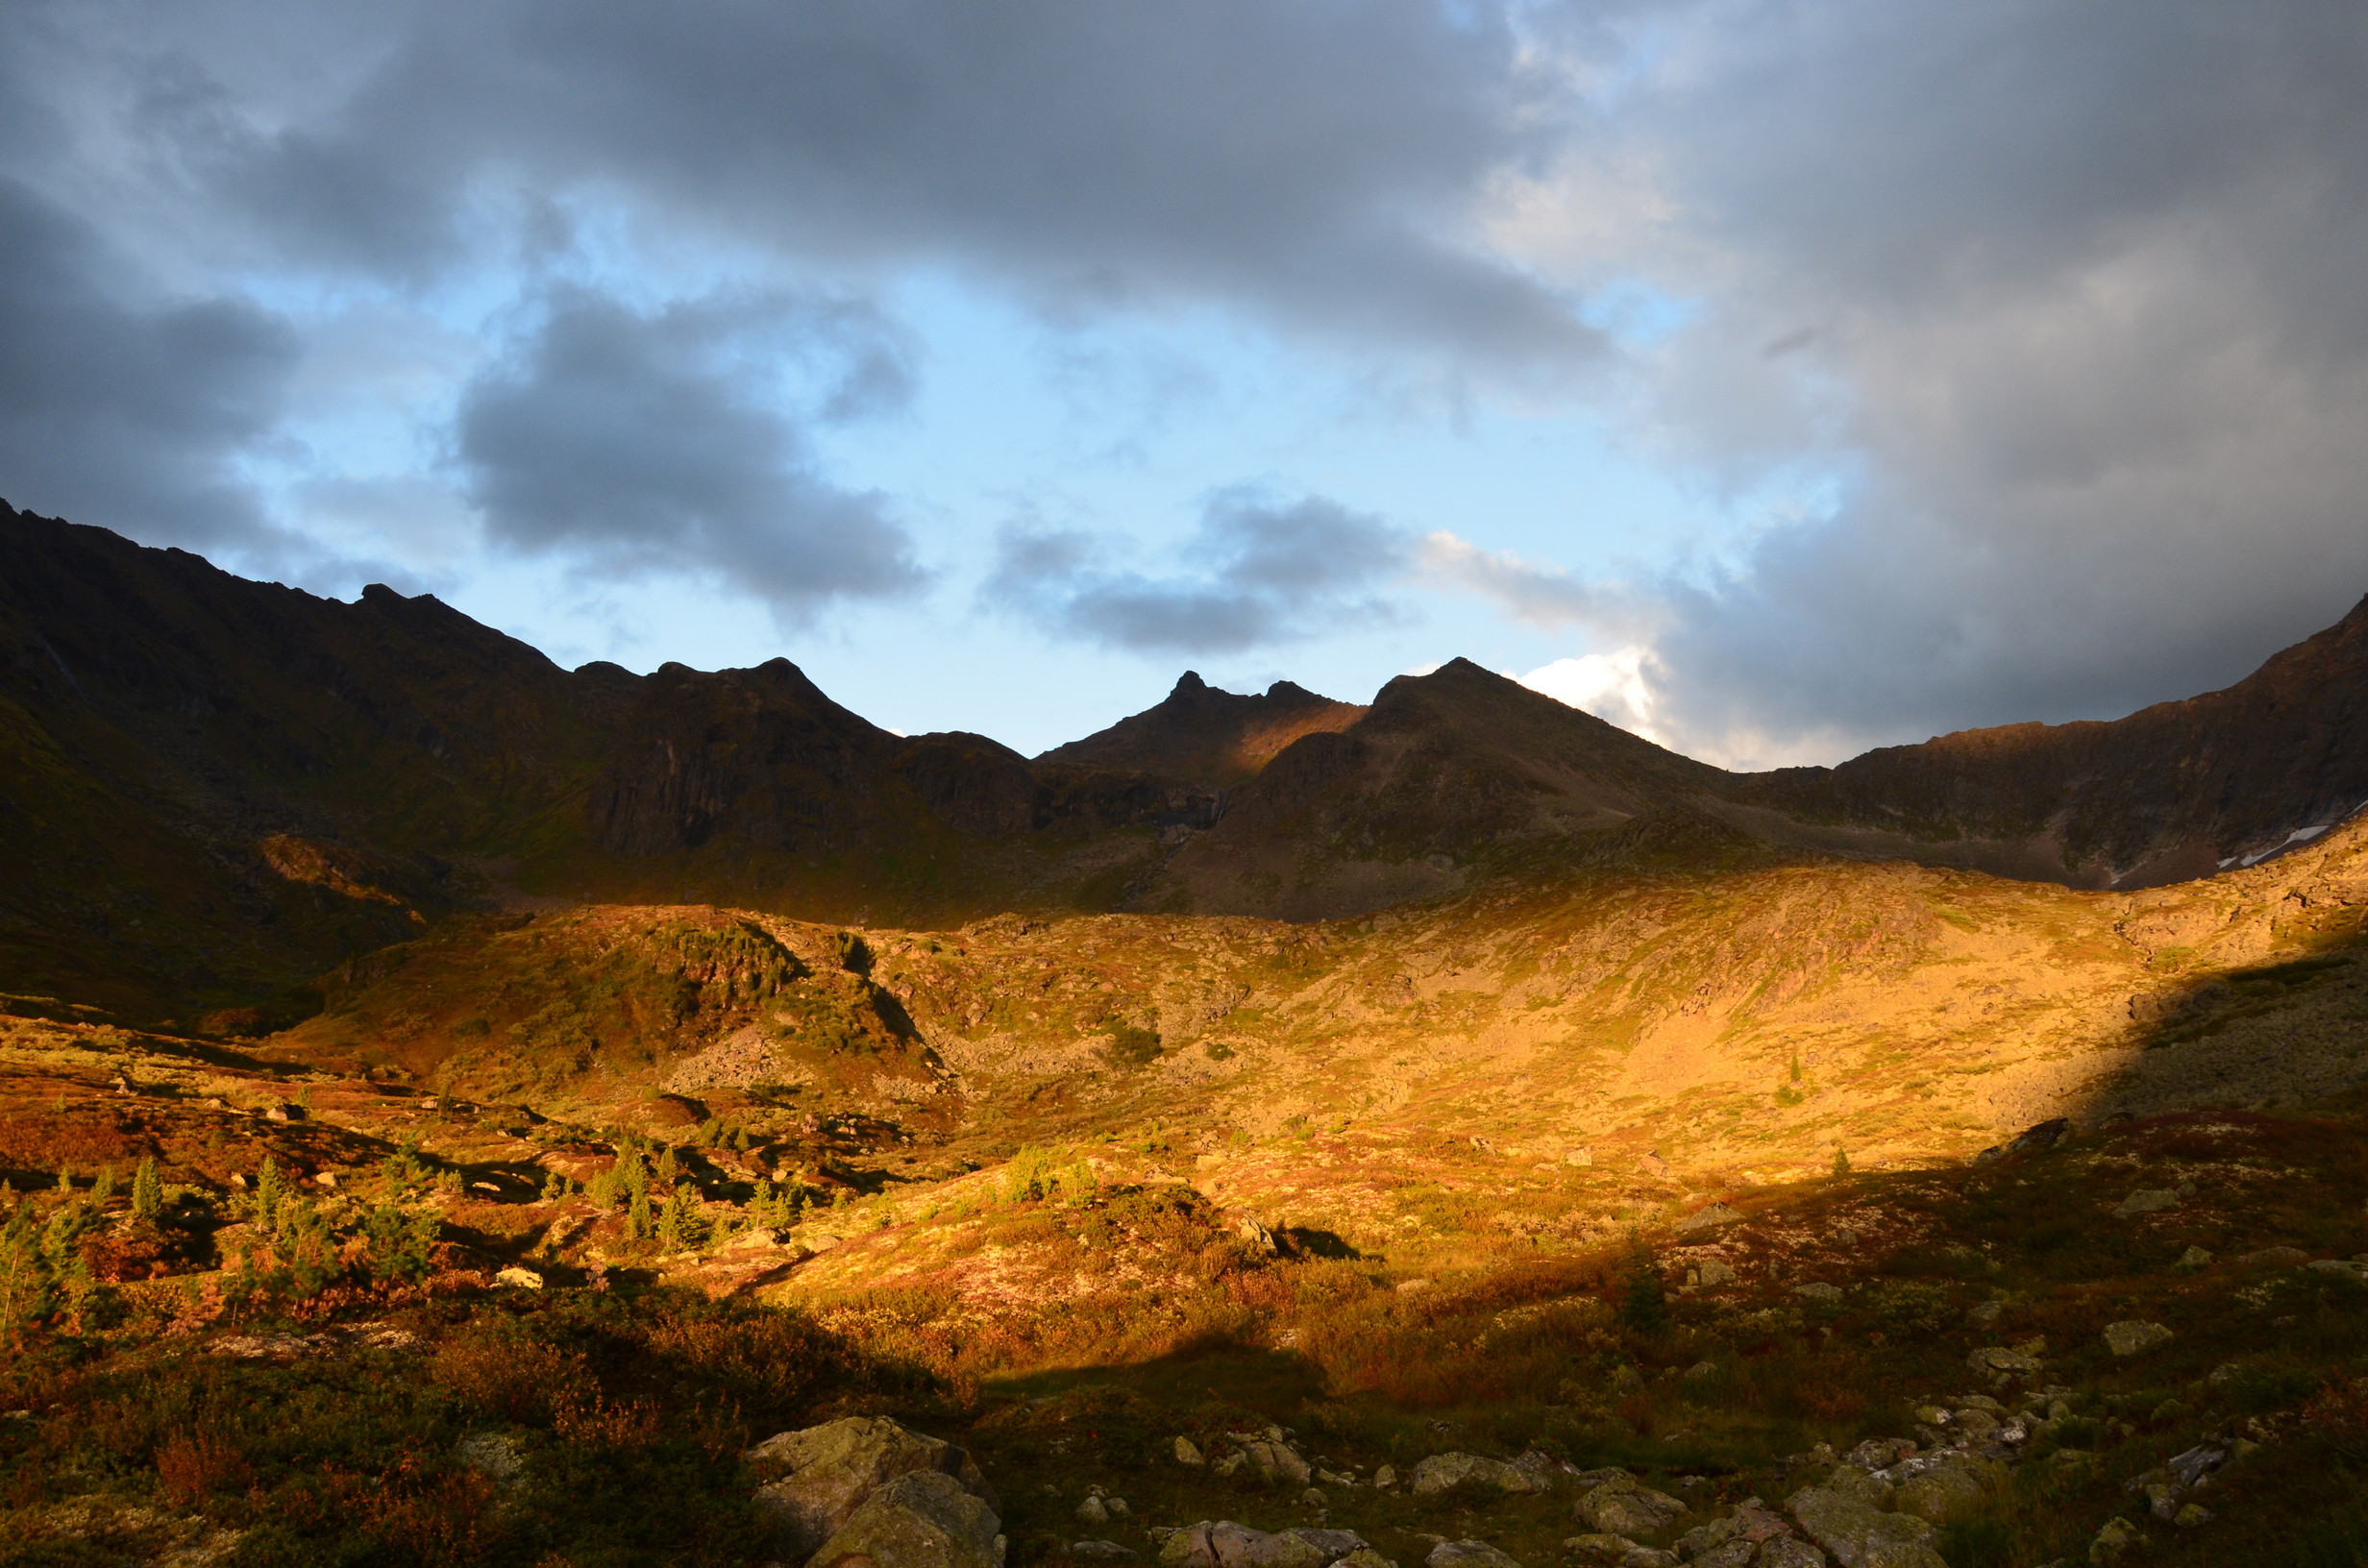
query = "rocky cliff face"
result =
(1036, 670, 1366, 785)
(1731, 595, 2368, 885)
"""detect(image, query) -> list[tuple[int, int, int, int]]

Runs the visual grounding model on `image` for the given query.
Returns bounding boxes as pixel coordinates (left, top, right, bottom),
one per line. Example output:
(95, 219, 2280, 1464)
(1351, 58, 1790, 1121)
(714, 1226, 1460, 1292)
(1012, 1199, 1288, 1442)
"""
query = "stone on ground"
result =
(1411, 1454, 1541, 1497)
(1574, 1476, 1689, 1536)
(1425, 1542, 1521, 1568)
(808, 1469, 1005, 1568)
(1787, 1482, 1943, 1568)
(748, 1416, 995, 1561)
(2101, 1321, 2174, 1358)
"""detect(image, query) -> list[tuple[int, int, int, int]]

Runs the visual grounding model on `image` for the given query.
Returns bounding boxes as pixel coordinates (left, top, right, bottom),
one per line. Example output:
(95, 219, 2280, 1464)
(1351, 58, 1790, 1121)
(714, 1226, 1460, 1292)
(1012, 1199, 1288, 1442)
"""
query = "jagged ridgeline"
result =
(290, 907, 939, 1108)
(12, 501, 2368, 1026)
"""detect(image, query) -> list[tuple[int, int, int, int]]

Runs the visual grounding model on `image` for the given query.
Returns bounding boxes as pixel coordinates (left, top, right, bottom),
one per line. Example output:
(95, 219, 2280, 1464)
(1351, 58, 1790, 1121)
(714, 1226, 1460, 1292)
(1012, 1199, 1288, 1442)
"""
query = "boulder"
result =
(1411, 1454, 1541, 1497)
(1792, 1283, 1842, 1303)
(1575, 1477, 1689, 1537)
(2006, 1118, 2070, 1155)
(2087, 1517, 2142, 1563)
(1787, 1484, 1942, 1568)
(1696, 1259, 1737, 1288)
(2112, 1190, 2178, 1218)
(492, 1265, 544, 1290)
(1175, 1437, 1206, 1466)
(2306, 1259, 2368, 1283)
(2101, 1321, 2174, 1358)
(1336, 1552, 1396, 1568)
(1756, 1540, 1827, 1568)
(1675, 1204, 1741, 1235)
(1289, 1530, 1371, 1562)
(1234, 1438, 1314, 1486)
(1073, 1545, 1139, 1562)
(1680, 1540, 1756, 1568)
(1965, 1347, 2041, 1378)
(1078, 1497, 1110, 1525)
(2236, 1245, 2310, 1265)
(749, 1416, 996, 1561)
(1425, 1543, 1521, 1568)
(1892, 1464, 1985, 1523)
(808, 1470, 1005, 1568)
(1162, 1522, 1326, 1568)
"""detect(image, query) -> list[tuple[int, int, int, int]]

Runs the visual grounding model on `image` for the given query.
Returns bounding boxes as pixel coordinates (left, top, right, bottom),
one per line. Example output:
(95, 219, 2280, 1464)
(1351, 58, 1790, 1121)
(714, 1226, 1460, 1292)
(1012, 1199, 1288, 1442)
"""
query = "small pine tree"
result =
(131, 1157, 162, 1221)
(541, 1169, 567, 1202)
(92, 1165, 116, 1205)
(627, 1156, 653, 1239)
(55, 1168, 72, 1194)
(1616, 1238, 1667, 1337)
(655, 1144, 680, 1184)
(1833, 1146, 1852, 1178)
(1788, 1051, 1803, 1083)
(698, 1117, 723, 1148)
(255, 1156, 284, 1234)
(657, 1186, 689, 1248)
(730, 1125, 749, 1152)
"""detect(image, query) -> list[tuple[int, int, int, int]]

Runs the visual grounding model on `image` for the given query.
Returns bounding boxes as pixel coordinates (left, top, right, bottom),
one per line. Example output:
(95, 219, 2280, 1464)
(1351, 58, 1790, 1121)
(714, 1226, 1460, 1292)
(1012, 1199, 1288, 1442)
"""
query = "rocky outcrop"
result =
(808, 1470, 1005, 1568)
(747, 1415, 998, 1563)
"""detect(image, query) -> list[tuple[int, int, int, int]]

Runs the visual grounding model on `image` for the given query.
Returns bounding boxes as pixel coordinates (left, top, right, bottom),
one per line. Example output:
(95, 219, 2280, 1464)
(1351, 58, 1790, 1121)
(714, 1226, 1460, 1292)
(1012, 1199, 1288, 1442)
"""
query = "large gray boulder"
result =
(1787, 1483, 1942, 1568)
(1411, 1454, 1542, 1497)
(1425, 1543, 1521, 1568)
(808, 1470, 1005, 1568)
(1573, 1477, 1688, 1537)
(1160, 1522, 1326, 1568)
(748, 1416, 997, 1562)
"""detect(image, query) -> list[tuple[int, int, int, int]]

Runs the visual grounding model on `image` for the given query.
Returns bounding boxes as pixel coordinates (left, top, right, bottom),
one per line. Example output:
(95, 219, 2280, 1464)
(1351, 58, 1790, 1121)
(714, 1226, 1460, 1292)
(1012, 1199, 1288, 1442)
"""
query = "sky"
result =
(3, 0, 2365, 766)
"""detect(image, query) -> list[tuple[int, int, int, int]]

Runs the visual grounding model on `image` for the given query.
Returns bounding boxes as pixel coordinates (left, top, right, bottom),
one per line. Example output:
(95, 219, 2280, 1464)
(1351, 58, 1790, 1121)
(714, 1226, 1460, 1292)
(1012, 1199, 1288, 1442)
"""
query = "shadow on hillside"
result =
(2028, 906, 2368, 1140)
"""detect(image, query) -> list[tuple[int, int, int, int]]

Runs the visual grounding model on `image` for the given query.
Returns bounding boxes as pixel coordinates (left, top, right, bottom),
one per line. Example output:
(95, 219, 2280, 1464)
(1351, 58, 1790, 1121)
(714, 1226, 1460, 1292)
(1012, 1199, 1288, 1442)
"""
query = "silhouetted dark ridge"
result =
(1035, 669, 1366, 786)
(1730, 593, 2368, 883)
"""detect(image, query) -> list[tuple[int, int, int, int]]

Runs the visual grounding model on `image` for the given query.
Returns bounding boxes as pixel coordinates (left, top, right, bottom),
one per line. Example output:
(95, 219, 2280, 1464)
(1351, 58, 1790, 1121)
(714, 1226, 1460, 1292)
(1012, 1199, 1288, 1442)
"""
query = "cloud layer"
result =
(457, 287, 923, 618)
(988, 491, 1406, 654)
(3, 0, 2365, 762)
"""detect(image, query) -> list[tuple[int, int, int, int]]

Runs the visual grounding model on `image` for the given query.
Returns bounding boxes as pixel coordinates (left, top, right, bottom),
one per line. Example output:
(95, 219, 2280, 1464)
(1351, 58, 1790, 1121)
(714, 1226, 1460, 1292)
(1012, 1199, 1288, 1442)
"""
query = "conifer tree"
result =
(628, 1157, 653, 1239)
(655, 1144, 680, 1184)
(55, 1168, 72, 1194)
(255, 1155, 284, 1233)
(131, 1157, 162, 1221)
(92, 1165, 116, 1205)
(1833, 1147, 1852, 1178)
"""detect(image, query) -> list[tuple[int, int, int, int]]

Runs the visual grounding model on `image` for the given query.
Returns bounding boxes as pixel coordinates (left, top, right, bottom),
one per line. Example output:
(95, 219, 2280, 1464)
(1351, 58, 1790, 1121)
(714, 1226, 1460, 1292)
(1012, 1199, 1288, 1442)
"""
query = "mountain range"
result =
(5, 497, 2365, 1021)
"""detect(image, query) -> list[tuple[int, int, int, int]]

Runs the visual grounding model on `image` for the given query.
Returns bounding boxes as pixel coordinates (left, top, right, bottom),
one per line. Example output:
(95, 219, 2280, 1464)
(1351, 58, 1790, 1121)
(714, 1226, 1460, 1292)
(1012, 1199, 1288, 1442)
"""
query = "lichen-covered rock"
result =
(1289, 1530, 1371, 1562)
(1676, 1204, 1741, 1235)
(1411, 1454, 1541, 1497)
(2088, 1516, 2142, 1563)
(1574, 1477, 1689, 1537)
(2102, 1321, 2174, 1358)
(1073, 1545, 1139, 1562)
(808, 1470, 1005, 1568)
(1175, 1437, 1206, 1466)
(1787, 1484, 1942, 1568)
(1892, 1464, 1985, 1523)
(1161, 1522, 1327, 1568)
(2113, 1189, 2178, 1218)
(748, 1416, 996, 1562)
(1424, 1542, 1521, 1568)
(1755, 1538, 1828, 1568)
(1335, 1551, 1396, 1568)
(1235, 1439, 1314, 1486)
(1966, 1347, 2041, 1378)
(1793, 1283, 1842, 1303)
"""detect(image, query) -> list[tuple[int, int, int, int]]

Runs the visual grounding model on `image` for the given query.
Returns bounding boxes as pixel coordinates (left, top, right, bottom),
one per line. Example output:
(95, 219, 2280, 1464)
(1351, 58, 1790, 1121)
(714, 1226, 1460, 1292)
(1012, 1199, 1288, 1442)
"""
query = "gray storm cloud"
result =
(0, 177, 298, 551)
(1512, 0, 2368, 763)
(987, 491, 1408, 655)
(456, 287, 925, 619)
(2, 0, 2364, 761)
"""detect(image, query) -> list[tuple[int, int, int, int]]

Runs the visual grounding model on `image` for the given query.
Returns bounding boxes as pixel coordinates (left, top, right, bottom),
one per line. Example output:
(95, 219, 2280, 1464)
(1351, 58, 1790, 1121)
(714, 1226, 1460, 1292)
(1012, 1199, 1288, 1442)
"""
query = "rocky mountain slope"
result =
(1729, 594, 2368, 889)
(11, 500, 2368, 1021)
(1038, 671, 1367, 787)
